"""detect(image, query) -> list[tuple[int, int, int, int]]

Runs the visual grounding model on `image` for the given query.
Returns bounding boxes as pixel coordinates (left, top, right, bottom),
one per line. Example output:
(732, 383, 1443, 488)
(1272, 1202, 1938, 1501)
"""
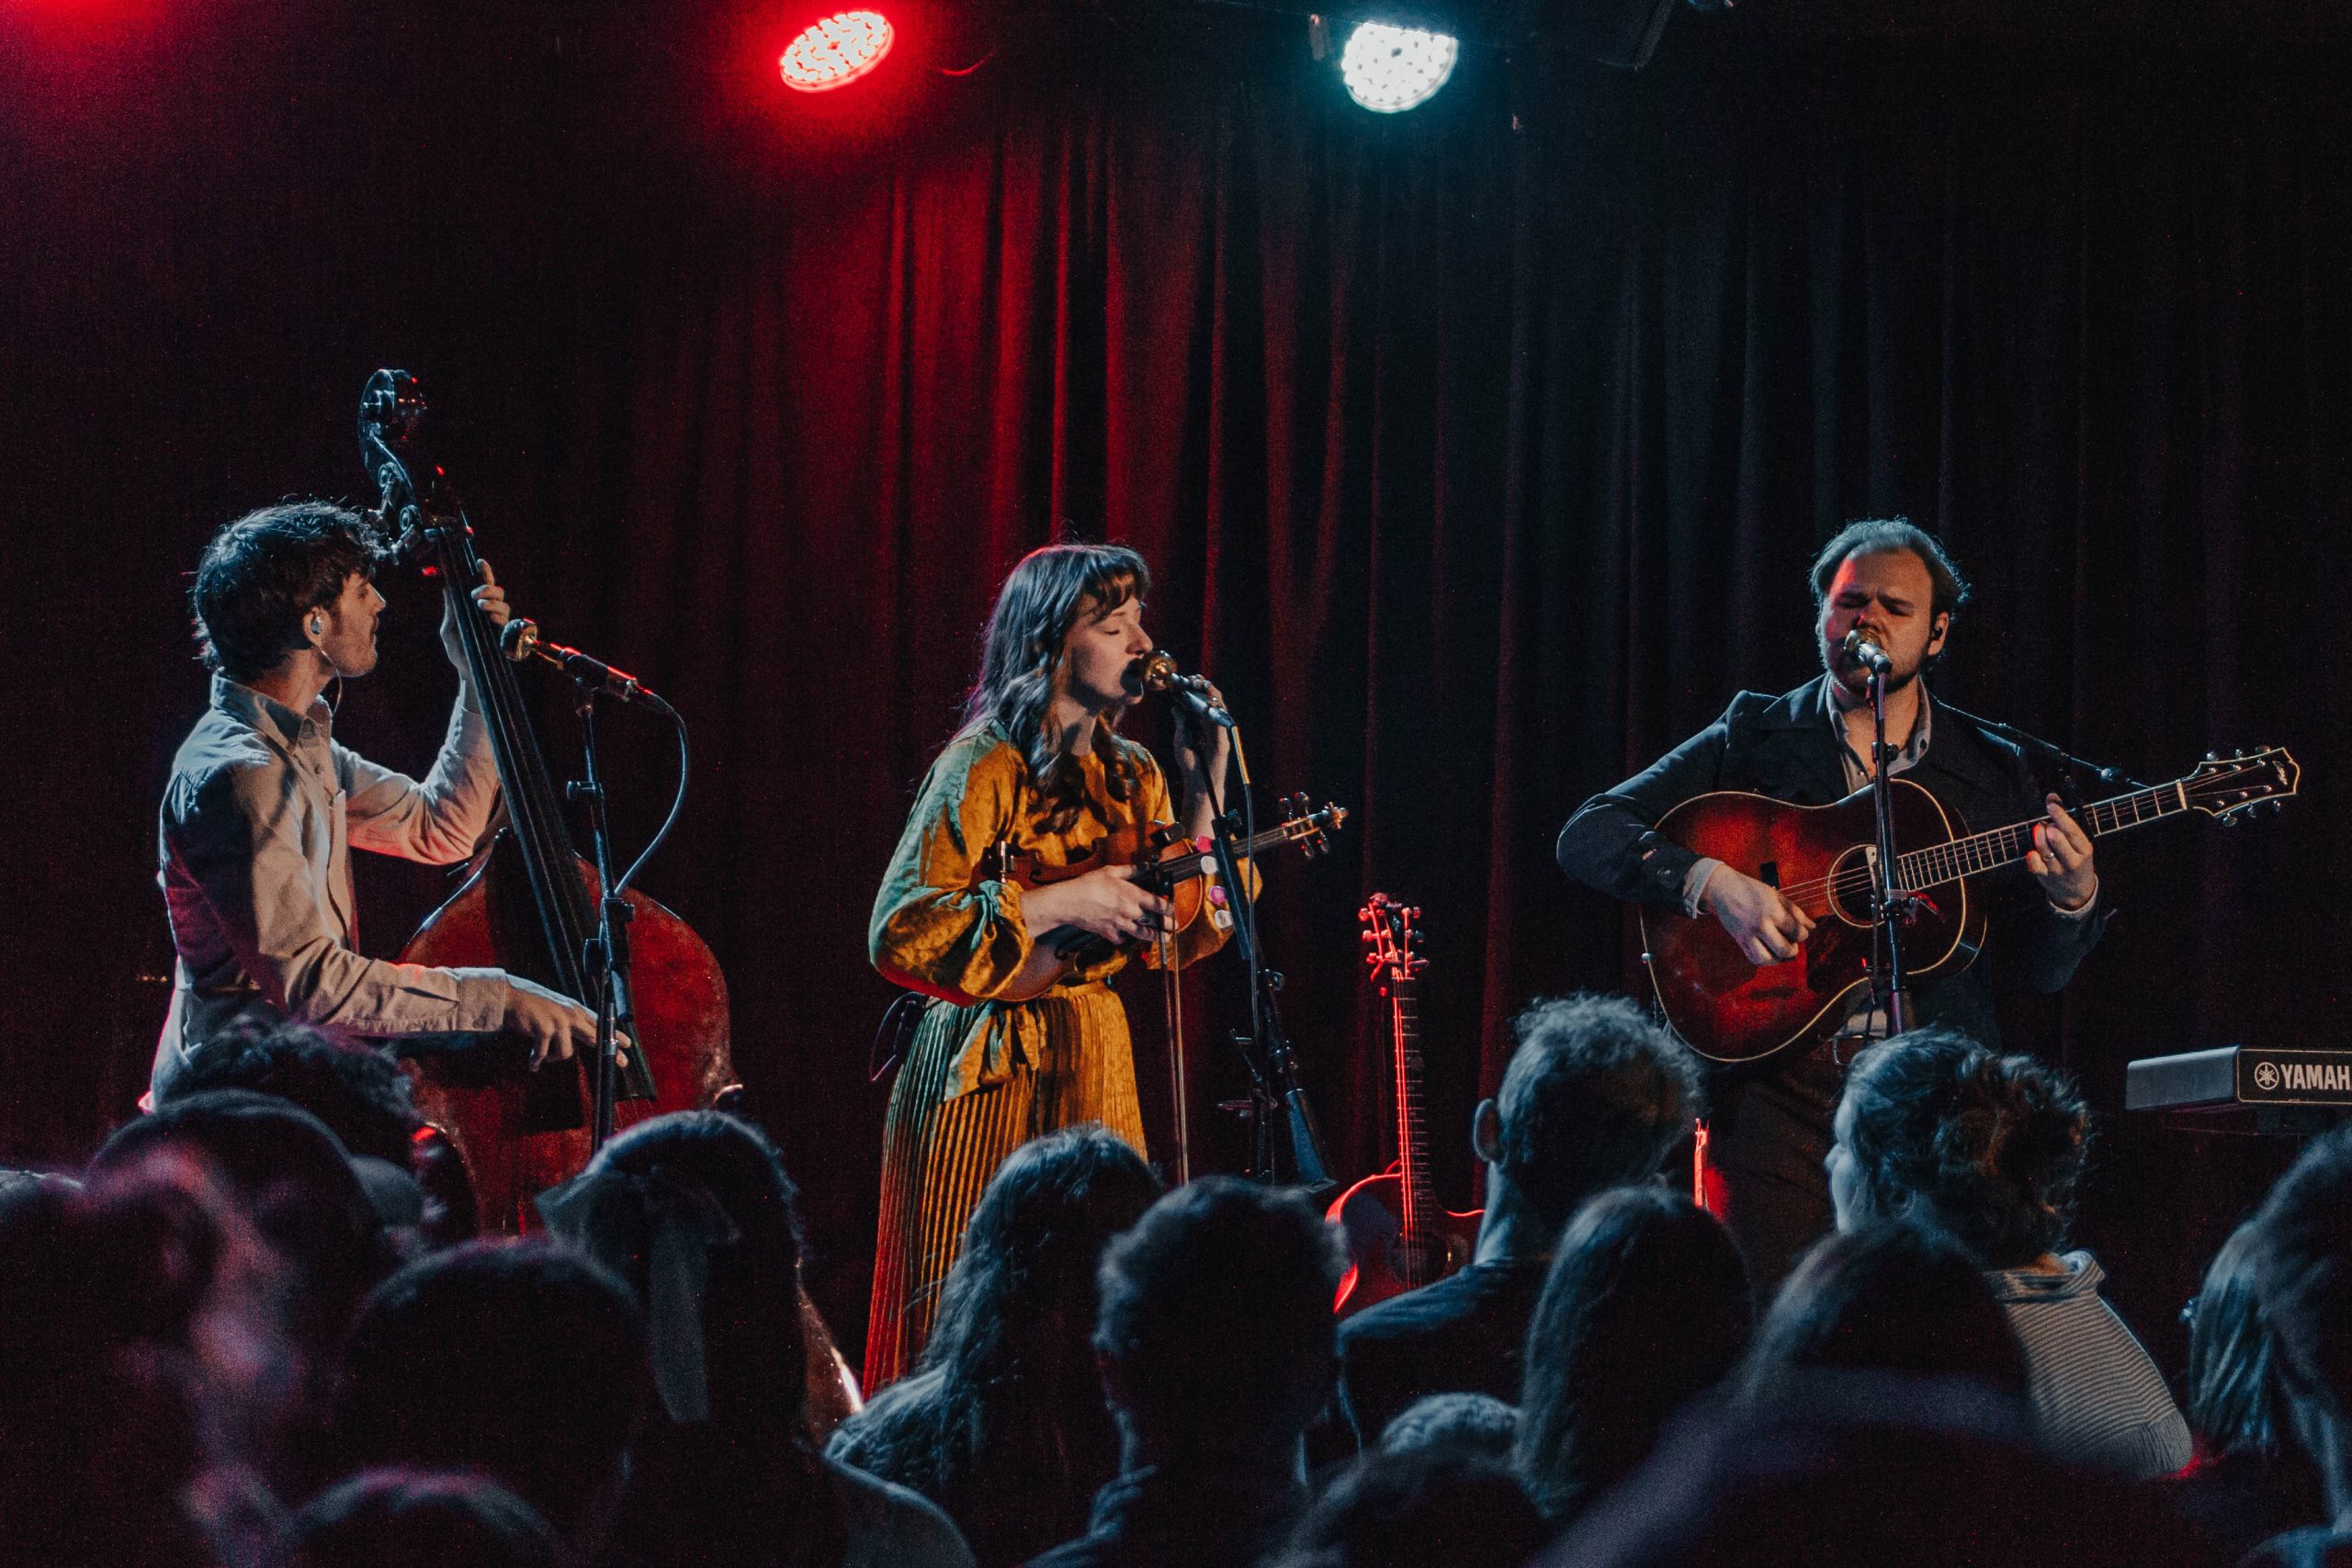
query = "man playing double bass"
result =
(150, 501, 600, 1106)
(1556, 520, 2108, 1289)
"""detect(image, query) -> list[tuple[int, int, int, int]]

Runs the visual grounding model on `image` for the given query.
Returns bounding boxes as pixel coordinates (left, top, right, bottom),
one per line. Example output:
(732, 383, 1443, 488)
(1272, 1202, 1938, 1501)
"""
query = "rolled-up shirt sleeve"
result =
(341, 695, 503, 863)
(171, 757, 512, 1036)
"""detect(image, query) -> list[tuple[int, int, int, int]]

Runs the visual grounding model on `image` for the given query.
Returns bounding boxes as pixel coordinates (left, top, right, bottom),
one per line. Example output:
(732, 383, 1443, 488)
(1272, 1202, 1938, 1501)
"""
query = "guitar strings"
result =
(1758, 761, 2270, 917)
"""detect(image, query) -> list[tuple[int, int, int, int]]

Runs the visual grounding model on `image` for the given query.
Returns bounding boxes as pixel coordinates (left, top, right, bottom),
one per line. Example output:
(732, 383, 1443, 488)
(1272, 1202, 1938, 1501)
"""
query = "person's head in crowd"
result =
(2250, 1125, 2352, 1526)
(829, 1124, 1160, 1565)
(1738, 1222, 2030, 1421)
(1378, 1393, 1520, 1461)
(166, 1021, 424, 1167)
(1093, 1175, 1344, 1471)
(333, 1239, 650, 1556)
(1477, 995, 1701, 1254)
(2168, 1220, 2325, 1557)
(0, 1155, 274, 1568)
(1265, 1449, 1550, 1568)
(539, 1110, 808, 1440)
(92, 1090, 401, 1490)
(2188, 1222, 2297, 1458)
(290, 1469, 573, 1568)
(1516, 1186, 1752, 1524)
(1827, 1027, 2089, 1268)
(92, 1089, 396, 1296)
(1546, 1367, 2229, 1568)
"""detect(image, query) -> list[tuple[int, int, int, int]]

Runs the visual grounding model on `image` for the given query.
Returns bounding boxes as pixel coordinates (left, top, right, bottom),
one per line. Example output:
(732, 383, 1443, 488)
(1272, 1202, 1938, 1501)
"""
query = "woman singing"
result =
(863, 543, 1233, 1388)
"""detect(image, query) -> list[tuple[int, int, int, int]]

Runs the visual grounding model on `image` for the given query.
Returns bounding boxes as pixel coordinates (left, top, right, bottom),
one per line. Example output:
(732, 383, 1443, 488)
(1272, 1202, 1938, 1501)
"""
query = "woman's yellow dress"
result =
(862, 720, 1229, 1388)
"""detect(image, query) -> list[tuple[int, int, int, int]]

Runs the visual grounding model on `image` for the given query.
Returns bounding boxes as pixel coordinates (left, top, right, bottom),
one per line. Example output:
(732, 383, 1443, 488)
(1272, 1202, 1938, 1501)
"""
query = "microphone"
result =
(502, 619, 666, 709)
(1141, 650, 1235, 730)
(1843, 629, 1894, 675)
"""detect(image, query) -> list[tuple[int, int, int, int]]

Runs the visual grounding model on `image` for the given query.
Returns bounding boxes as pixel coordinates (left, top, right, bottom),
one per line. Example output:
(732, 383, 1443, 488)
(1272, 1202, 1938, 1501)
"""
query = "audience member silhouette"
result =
(159, 1020, 478, 1242)
(1028, 1175, 1344, 1568)
(288, 1469, 573, 1568)
(1545, 1366, 2229, 1568)
(1737, 1221, 2030, 1424)
(542, 1110, 973, 1568)
(1514, 1185, 1752, 1525)
(1339, 994, 1702, 1446)
(0, 1156, 271, 1568)
(1827, 1027, 2191, 1477)
(2162, 1221, 2325, 1556)
(1375, 1393, 1519, 1461)
(90, 1089, 403, 1497)
(331, 1239, 650, 1559)
(829, 1124, 1159, 1568)
(2245, 1126, 2352, 1566)
(1262, 1448, 1549, 1568)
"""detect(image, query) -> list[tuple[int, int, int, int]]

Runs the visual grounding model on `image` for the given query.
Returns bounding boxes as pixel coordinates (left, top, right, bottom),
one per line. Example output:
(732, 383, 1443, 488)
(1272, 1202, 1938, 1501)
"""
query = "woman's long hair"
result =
(1514, 1187, 1753, 1525)
(962, 543, 1152, 828)
(828, 1126, 1161, 1567)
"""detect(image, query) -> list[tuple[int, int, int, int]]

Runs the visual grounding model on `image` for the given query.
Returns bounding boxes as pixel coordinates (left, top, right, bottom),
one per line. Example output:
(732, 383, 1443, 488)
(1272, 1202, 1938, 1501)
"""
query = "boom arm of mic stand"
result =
(1930, 699, 2151, 794)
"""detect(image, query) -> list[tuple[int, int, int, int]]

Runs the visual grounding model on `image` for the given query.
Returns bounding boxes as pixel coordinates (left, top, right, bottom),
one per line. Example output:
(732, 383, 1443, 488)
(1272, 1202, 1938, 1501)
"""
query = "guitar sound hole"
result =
(1826, 844, 1876, 926)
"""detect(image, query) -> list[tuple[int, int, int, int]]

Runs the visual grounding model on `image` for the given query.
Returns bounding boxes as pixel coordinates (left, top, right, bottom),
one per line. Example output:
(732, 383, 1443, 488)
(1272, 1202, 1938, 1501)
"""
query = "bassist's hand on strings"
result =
(503, 976, 629, 1071)
(1021, 866, 1176, 948)
(1701, 865, 1816, 967)
(441, 560, 513, 671)
(2026, 795, 2099, 912)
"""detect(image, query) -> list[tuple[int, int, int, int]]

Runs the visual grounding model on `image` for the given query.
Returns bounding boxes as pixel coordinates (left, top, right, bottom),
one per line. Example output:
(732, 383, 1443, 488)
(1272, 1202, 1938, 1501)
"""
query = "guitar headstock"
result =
(2183, 747, 2301, 824)
(1279, 794, 1349, 859)
(1359, 892, 1427, 995)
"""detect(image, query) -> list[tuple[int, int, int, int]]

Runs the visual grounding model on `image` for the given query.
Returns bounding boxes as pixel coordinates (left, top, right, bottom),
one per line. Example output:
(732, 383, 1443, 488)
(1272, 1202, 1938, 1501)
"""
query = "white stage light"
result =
(1339, 21, 1460, 113)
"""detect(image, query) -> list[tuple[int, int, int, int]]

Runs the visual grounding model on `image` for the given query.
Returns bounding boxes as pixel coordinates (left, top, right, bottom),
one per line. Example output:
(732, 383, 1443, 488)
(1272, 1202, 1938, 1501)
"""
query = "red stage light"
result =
(780, 10, 894, 93)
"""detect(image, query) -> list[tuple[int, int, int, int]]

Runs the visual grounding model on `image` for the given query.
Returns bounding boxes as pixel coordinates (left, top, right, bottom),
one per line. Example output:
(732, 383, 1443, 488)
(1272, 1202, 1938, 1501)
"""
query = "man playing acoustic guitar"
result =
(1556, 519, 2106, 1288)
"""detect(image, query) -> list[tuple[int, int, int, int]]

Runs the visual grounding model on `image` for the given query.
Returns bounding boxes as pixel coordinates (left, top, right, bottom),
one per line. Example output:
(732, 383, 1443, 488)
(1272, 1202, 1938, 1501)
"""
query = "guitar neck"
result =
(1895, 778, 2189, 891)
(1390, 976, 1435, 1247)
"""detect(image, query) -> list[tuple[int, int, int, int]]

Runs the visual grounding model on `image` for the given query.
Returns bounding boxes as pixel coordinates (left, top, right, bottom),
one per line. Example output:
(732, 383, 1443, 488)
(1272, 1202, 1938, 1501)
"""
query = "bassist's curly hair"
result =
(190, 501, 382, 682)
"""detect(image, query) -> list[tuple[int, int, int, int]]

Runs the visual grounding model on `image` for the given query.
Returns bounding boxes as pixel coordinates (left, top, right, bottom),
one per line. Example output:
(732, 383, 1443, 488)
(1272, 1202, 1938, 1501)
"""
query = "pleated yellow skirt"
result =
(862, 981, 1146, 1390)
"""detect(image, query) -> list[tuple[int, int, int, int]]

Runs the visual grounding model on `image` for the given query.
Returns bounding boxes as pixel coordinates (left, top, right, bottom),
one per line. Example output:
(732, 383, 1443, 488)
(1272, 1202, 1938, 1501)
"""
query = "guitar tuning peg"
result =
(2206, 750, 2218, 761)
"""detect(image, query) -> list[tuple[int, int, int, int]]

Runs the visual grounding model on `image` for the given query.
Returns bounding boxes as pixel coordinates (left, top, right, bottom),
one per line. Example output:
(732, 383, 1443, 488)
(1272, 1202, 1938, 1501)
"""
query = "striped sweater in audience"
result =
(1988, 1251, 2194, 1480)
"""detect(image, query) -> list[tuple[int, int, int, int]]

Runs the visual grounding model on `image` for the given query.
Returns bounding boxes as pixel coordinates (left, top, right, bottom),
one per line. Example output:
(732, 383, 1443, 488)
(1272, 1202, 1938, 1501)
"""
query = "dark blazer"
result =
(1555, 677, 2109, 1046)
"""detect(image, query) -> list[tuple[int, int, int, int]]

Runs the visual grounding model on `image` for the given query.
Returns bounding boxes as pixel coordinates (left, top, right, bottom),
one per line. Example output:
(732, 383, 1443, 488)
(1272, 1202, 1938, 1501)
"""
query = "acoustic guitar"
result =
(1638, 748, 2300, 1064)
(1329, 894, 1482, 1317)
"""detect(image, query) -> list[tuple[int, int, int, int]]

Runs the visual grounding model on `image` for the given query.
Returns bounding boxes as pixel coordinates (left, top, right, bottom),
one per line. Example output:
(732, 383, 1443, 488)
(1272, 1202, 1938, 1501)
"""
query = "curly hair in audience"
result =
(1839, 1028, 2091, 1269)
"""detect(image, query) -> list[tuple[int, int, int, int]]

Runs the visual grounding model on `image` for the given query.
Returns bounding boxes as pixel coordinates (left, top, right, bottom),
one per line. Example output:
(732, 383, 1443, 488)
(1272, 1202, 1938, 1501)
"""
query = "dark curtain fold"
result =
(5, 5, 2347, 1362)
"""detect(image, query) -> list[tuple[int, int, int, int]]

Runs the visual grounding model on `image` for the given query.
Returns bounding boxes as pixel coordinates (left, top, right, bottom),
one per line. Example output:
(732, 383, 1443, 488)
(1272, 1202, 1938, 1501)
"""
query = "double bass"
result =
(359, 370, 734, 1227)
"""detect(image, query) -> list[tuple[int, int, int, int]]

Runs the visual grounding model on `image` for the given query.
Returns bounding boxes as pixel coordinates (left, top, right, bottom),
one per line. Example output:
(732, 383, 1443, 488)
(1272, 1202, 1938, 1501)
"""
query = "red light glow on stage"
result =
(780, 10, 894, 93)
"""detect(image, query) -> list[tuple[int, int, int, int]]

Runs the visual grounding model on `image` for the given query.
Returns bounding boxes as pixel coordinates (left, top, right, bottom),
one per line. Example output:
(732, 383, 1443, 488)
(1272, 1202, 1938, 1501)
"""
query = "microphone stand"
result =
(1865, 665, 1913, 1039)
(1198, 720, 1336, 1196)
(568, 682, 635, 1153)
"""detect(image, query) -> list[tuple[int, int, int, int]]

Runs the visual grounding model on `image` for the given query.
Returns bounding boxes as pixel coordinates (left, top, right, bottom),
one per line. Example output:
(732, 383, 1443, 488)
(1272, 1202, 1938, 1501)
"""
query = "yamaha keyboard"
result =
(2126, 1046, 2352, 1135)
